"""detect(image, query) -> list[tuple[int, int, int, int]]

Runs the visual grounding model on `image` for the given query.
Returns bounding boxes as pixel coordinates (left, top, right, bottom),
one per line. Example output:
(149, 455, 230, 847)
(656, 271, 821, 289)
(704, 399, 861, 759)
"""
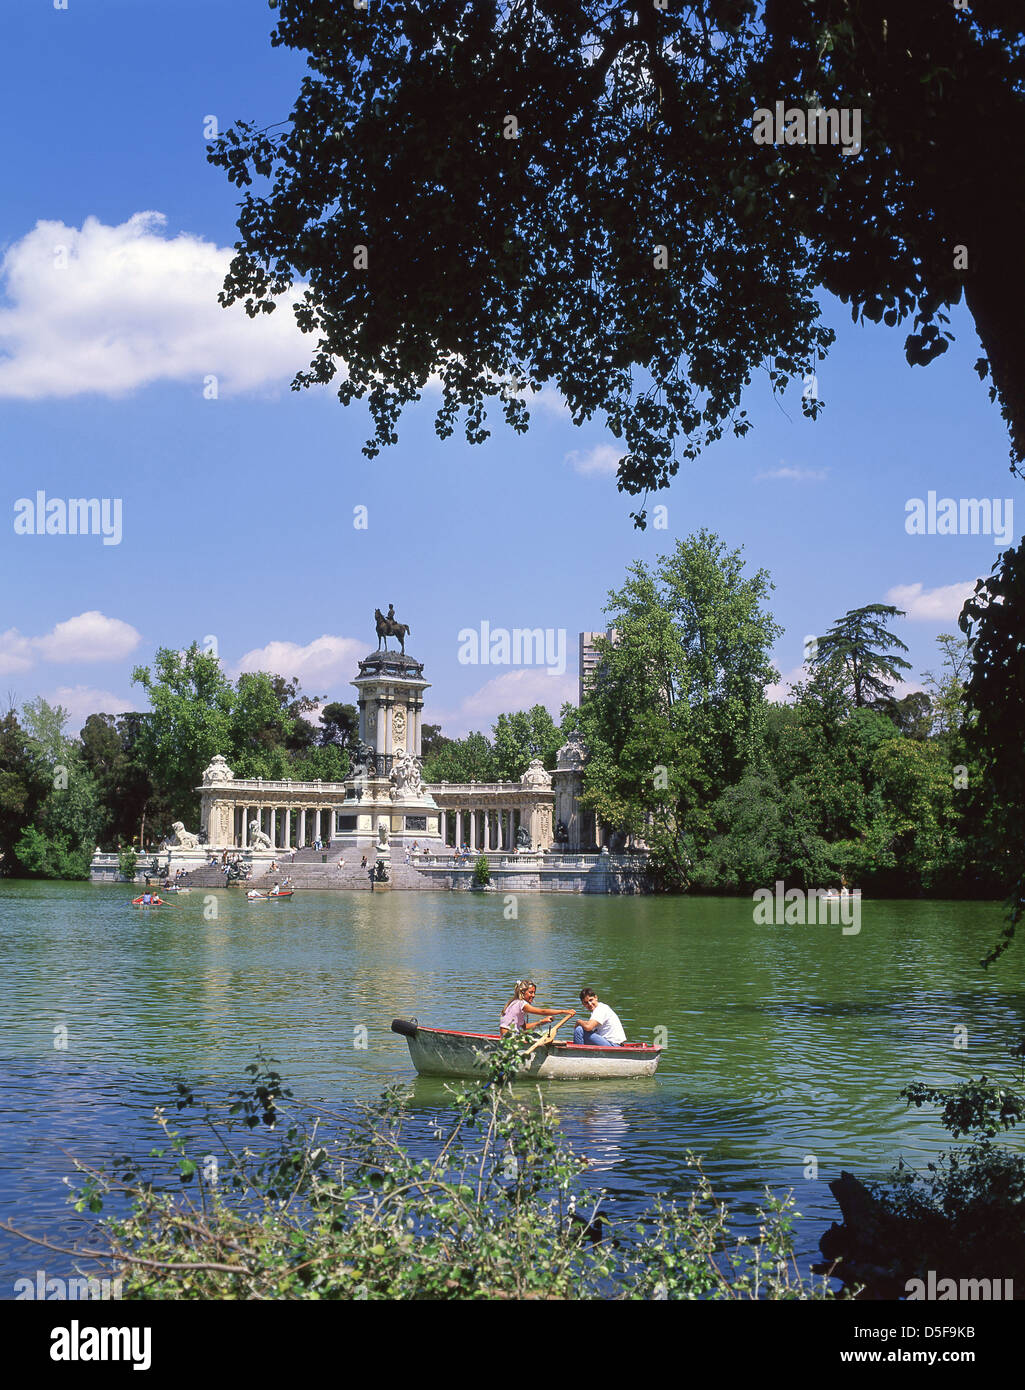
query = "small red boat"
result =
(246, 889, 295, 900)
(132, 895, 165, 907)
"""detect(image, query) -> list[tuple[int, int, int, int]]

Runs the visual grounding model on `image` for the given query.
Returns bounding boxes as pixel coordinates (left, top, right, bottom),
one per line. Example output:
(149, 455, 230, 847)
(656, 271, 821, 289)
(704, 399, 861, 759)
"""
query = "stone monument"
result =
(333, 607, 443, 854)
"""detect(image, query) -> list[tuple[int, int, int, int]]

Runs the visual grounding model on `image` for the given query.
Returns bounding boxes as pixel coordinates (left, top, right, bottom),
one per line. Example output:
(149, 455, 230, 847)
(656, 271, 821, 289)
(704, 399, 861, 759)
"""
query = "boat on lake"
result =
(131, 895, 165, 908)
(391, 1018, 663, 1080)
(246, 889, 295, 900)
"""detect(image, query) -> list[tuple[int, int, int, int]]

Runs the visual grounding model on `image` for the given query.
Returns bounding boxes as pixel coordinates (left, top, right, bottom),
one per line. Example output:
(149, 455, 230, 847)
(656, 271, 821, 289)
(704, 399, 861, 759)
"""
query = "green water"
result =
(0, 880, 1020, 1282)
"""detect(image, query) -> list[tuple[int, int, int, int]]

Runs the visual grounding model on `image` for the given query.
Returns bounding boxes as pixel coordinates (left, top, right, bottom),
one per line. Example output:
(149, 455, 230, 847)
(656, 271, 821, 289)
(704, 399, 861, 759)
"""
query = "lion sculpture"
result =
(248, 820, 274, 851)
(170, 821, 200, 849)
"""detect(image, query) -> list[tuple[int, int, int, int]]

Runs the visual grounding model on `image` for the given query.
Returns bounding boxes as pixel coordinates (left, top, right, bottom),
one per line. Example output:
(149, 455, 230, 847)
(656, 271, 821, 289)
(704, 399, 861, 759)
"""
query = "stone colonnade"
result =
(202, 782, 347, 850)
(432, 785, 554, 852)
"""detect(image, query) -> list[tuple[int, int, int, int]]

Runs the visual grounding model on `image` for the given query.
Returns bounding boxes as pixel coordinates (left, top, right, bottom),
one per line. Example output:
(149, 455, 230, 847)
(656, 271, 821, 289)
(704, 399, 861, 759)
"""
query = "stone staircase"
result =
(176, 846, 446, 892)
(247, 846, 445, 892)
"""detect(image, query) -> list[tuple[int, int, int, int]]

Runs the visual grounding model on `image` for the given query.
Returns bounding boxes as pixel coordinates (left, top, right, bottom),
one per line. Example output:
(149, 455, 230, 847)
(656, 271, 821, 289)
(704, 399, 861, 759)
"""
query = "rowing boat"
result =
(246, 889, 295, 900)
(391, 1019, 662, 1080)
(132, 896, 165, 907)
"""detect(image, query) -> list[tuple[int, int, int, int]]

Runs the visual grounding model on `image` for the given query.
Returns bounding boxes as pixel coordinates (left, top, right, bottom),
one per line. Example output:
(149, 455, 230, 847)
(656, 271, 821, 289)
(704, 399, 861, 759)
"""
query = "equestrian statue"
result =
(375, 603, 410, 654)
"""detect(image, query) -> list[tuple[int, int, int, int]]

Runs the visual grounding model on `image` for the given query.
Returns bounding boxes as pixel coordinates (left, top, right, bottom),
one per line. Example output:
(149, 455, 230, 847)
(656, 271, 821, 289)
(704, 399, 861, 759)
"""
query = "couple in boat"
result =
(499, 981, 627, 1047)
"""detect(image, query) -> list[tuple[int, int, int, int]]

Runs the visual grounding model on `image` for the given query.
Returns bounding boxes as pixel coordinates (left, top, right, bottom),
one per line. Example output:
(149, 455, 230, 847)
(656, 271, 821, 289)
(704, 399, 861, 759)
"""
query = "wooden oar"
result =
(523, 1013, 573, 1058)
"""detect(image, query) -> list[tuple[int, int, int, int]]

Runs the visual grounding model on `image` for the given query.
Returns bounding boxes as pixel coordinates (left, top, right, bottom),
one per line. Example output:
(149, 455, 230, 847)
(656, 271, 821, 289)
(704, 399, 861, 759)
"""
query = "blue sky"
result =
(0, 0, 1017, 736)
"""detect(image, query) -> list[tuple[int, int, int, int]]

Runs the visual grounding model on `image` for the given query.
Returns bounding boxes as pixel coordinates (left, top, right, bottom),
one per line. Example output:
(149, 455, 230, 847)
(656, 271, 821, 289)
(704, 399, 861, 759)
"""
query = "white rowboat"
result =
(391, 1019, 663, 1080)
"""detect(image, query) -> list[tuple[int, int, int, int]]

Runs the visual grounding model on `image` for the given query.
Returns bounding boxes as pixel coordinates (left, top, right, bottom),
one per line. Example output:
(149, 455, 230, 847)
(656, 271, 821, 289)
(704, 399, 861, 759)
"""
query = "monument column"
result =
(299, 808, 306, 848)
(285, 808, 292, 848)
(375, 700, 386, 755)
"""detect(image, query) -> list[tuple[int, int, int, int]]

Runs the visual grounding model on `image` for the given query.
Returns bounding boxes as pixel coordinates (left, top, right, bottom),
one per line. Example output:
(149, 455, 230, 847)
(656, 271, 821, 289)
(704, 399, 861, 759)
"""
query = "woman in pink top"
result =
(499, 981, 574, 1036)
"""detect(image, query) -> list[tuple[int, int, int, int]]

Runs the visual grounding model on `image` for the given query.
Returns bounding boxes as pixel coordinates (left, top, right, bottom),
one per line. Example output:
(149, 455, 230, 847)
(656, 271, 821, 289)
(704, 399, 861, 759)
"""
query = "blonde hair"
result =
(503, 979, 535, 1012)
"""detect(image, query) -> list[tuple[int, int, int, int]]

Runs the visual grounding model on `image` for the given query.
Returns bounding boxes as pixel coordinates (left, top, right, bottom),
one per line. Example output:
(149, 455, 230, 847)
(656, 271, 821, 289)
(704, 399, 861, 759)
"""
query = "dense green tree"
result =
(13, 700, 102, 879)
(209, 2, 1024, 514)
(492, 705, 562, 780)
(422, 731, 497, 784)
(811, 603, 911, 707)
(923, 633, 972, 741)
(80, 713, 157, 849)
(291, 743, 350, 782)
(0, 710, 44, 873)
(419, 723, 446, 762)
(131, 647, 343, 830)
(960, 550, 1025, 961)
(872, 690, 932, 740)
(318, 701, 359, 753)
(861, 736, 963, 893)
(131, 647, 235, 825)
(579, 531, 781, 886)
(688, 769, 835, 893)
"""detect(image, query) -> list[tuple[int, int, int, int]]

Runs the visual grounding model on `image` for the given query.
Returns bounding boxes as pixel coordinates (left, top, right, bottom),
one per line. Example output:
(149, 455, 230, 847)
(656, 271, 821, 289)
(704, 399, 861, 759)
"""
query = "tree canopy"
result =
(210, 0, 1025, 522)
(579, 530, 781, 885)
(811, 602, 911, 707)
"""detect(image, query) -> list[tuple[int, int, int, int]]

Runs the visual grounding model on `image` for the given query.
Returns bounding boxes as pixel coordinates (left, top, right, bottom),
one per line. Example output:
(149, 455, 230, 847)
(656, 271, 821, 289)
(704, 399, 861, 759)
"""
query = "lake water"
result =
(1, 880, 1021, 1292)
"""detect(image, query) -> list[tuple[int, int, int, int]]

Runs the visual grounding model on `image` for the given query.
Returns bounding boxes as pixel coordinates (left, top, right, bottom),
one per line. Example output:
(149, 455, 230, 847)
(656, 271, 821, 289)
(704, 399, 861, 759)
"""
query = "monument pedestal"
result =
(332, 649, 443, 854)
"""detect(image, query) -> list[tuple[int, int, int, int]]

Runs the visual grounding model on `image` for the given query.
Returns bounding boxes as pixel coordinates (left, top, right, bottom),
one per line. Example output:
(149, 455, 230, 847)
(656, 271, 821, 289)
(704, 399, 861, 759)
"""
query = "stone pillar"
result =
(315, 808, 322, 843)
(285, 808, 292, 848)
(376, 700, 386, 754)
(469, 810, 477, 850)
(412, 702, 422, 756)
(438, 809, 446, 845)
(455, 810, 463, 846)
(269, 808, 277, 847)
(299, 808, 306, 847)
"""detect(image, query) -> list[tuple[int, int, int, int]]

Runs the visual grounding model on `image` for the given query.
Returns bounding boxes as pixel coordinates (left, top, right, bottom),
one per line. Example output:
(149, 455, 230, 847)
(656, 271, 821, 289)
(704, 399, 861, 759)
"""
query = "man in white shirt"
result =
(572, 988, 627, 1047)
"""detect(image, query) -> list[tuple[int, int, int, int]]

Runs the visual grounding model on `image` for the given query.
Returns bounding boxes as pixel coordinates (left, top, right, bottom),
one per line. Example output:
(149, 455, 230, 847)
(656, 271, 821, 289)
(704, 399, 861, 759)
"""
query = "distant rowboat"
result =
(132, 896, 165, 908)
(391, 1019, 663, 1080)
(246, 889, 295, 900)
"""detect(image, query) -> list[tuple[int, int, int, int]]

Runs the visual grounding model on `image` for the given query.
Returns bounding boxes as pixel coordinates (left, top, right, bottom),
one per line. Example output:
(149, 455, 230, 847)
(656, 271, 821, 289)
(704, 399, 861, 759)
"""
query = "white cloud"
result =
(565, 443, 621, 476)
(31, 611, 142, 663)
(44, 685, 135, 734)
(235, 635, 371, 693)
(886, 581, 977, 622)
(756, 464, 828, 482)
(0, 212, 313, 399)
(0, 612, 141, 673)
(433, 668, 578, 737)
(0, 628, 34, 675)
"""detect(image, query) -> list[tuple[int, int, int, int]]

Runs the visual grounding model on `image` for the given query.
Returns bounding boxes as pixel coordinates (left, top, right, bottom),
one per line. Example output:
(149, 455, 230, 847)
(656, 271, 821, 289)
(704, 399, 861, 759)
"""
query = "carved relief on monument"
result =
(202, 754, 234, 784)
(392, 705, 406, 748)
(389, 746, 424, 800)
(520, 756, 552, 789)
(555, 731, 586, 772)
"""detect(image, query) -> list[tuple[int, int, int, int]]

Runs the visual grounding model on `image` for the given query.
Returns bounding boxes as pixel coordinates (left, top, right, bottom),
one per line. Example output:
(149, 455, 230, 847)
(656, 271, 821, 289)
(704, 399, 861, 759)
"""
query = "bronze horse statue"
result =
(375, 608, 410, 654)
